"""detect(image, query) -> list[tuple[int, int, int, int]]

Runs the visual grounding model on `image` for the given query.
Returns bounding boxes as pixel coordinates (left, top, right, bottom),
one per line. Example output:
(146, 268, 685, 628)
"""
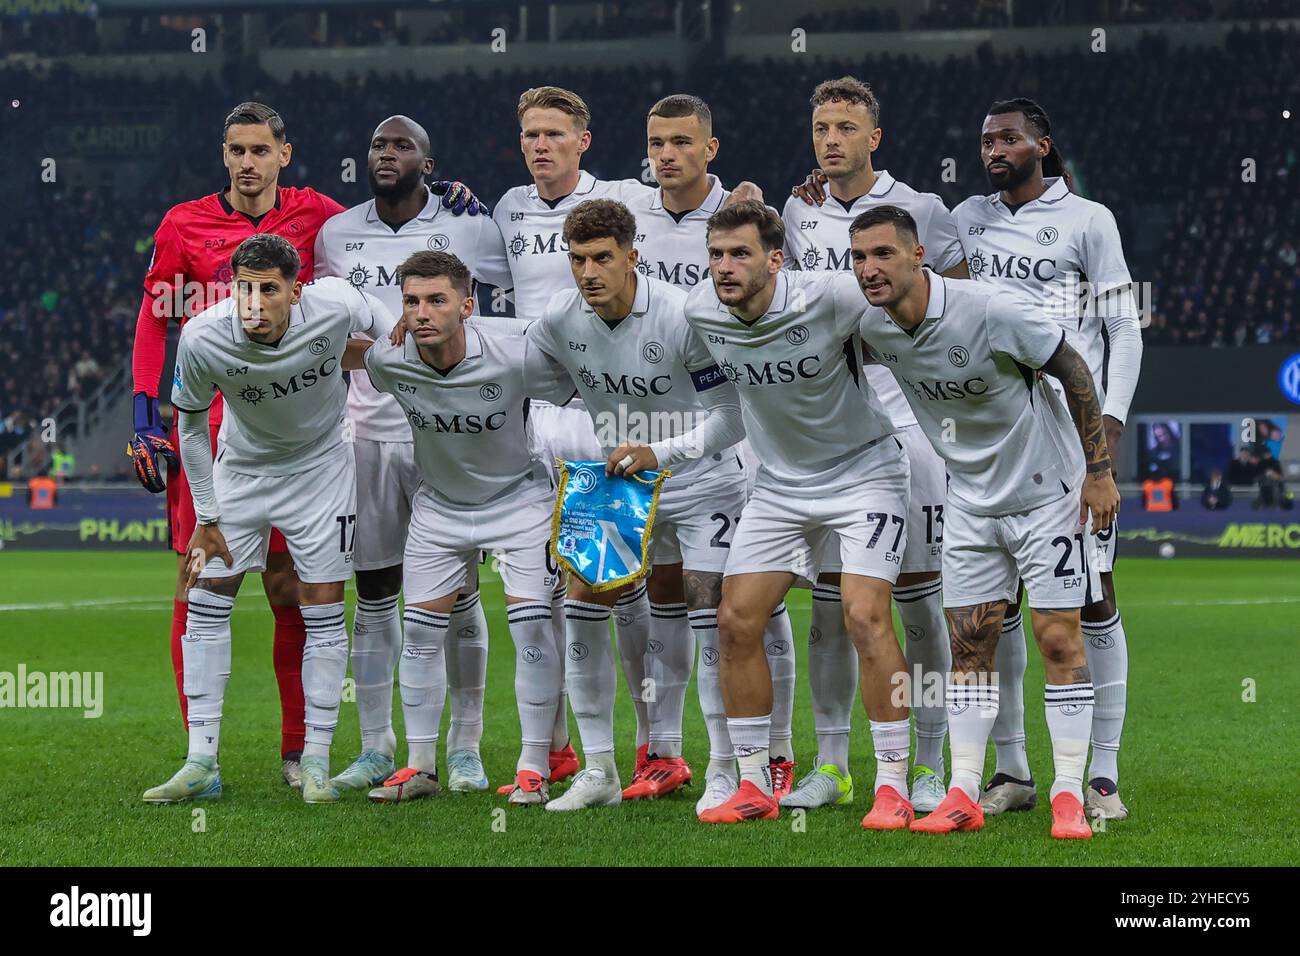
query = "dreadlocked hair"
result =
(988, 97, 1073, 191)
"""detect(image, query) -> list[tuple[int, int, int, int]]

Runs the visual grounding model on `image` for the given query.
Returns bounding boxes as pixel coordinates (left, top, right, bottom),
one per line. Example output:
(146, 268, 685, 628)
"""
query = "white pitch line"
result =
(0, 597, 265, 613)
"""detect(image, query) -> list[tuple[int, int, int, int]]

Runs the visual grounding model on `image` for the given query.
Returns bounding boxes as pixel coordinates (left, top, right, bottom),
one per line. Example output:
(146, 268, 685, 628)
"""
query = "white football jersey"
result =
(684, 270, 893, 490)
(953, 177, 1136, 407)
(314, 186, 513, 442)
(781, 170, 966, 431)
(492, 170, 653, 319)
(363, 324, 572, 506)
(859, 270, 1083, 516)
(624, 174, 728, 290)
(527, 273, 740, 480)
(172, 276, 395, 476)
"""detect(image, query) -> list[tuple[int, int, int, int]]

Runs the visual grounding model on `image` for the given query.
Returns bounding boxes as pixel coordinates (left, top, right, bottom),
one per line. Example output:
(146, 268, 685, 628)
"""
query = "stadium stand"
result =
(2, 19, 1298, 473)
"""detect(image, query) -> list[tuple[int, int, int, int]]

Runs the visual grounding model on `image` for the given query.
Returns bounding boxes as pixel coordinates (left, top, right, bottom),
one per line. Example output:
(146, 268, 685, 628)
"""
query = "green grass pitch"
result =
(0, 551, 1295, 866)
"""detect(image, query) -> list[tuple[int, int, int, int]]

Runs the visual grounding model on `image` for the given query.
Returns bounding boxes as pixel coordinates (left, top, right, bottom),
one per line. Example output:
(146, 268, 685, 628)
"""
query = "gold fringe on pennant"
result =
(549, 458, 671, 593)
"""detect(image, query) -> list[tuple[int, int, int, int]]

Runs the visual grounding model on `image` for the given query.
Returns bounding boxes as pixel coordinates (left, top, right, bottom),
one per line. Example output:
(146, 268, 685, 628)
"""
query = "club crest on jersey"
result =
(642, 341, 664, 364)
(427, 234, 451, 251)
(238, 384, 267, 405)
(786, 325, 810, 346)
(479, 383, 502, 402)
(310, 336, 331, 356)
(948, 346, 970, 368)
(286, 219, 304, 236)
(346, 264, 372, 289)
(1036, 226, 1059, 246)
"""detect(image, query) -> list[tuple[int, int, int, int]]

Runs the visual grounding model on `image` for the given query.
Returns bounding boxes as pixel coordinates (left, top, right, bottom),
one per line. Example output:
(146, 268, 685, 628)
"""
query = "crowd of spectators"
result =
(2, 22, 1298, 462)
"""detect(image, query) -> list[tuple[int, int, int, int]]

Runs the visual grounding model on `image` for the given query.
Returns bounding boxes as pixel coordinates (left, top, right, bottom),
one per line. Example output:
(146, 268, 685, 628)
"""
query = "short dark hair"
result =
(647, 94, 712, 132)
(223, 102, 286, 142)
(849, 205, 919, 247)
(810, 77, 881, 127)
(230, 233, 301, 280)
(706, 199, 785, 253)
(397, 250, 473, 297)
(563, 199, 636, 249)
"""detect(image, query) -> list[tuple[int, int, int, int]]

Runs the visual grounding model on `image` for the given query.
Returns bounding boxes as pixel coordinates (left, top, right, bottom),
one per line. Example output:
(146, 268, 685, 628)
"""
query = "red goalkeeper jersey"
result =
(132, 185, 345, 424)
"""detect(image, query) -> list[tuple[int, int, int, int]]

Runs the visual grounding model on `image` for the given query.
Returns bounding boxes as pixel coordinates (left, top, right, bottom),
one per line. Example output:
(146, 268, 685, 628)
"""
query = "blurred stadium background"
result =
(1, 0, 1298, 558)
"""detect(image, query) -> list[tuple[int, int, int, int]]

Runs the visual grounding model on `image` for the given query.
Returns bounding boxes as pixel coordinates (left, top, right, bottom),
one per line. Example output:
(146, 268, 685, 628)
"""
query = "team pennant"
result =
(550, 459, 670, 591)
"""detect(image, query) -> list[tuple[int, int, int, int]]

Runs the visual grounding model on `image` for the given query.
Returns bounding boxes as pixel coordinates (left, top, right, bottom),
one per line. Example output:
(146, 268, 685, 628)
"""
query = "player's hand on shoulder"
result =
(183, 524, 233, 590)
(725, 181, 765, 207)
(431, 180, 488, 217)
(791, 168, 828, 206)
(389, 321, 408, 347)
(606, 443, 659, 477)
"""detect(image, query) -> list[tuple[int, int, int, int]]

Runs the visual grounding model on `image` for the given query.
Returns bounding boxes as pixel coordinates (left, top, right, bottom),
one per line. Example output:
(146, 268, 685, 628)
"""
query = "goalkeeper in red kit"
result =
(130, 102, 485, 787)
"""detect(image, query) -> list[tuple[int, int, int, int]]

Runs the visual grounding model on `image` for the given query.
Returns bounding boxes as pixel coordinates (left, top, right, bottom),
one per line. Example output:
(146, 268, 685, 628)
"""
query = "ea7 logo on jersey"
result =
(345, 242, 365, 251)
(396, 382, 417, 394)
(568, 341, 587, 352)
(225, 366, 248, 376)
(967, 226, 985, 235)
(799, 221, 818, 230)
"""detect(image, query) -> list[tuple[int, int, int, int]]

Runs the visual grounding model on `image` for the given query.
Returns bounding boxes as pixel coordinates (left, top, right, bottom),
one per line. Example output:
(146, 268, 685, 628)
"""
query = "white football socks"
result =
(869, 717, 911, 796)
(183, 589, 234, 758)
(351, 593, 400, 757)
(647, 598, 691, 759)
(1044, 682, 1095, 801)
(765, 602, 796, 763)
(893, 579, 949, 777)
(690, 607, 732, 770)
(614, 587, 651, 750)
(506, 601, 561, 776)
(809, 584, 856, 773)
(446, 589, 488, 756)
(398, 607, 449, 773)
(301, 602, 350, 760)
(992, 609, 1031, 780)
(549, 580, 571, 750)
(563, 600, 617, 756)
(946, 681, 999, 801)
(729, 714, 773, 794)
(1082, 611, 1127, 784)
(613, 584, 652, 747)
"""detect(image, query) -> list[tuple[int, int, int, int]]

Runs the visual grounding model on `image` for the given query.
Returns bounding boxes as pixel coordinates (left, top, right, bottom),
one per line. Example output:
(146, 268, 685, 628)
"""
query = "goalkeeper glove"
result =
(128, 392, 177, 494)
(430, 180, 488, 216)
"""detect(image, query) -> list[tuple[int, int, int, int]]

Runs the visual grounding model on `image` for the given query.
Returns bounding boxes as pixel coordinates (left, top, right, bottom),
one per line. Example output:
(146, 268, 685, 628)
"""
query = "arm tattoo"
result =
(1042, 340, 1110, 473)
(944, 601, 1006, 675)
(683, 569, 725, 612)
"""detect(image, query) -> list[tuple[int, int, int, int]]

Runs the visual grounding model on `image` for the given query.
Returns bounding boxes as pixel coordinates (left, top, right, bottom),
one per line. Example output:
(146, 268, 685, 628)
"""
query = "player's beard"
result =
(369, 165, 425, 201)
(986, 154, 1036, 191)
